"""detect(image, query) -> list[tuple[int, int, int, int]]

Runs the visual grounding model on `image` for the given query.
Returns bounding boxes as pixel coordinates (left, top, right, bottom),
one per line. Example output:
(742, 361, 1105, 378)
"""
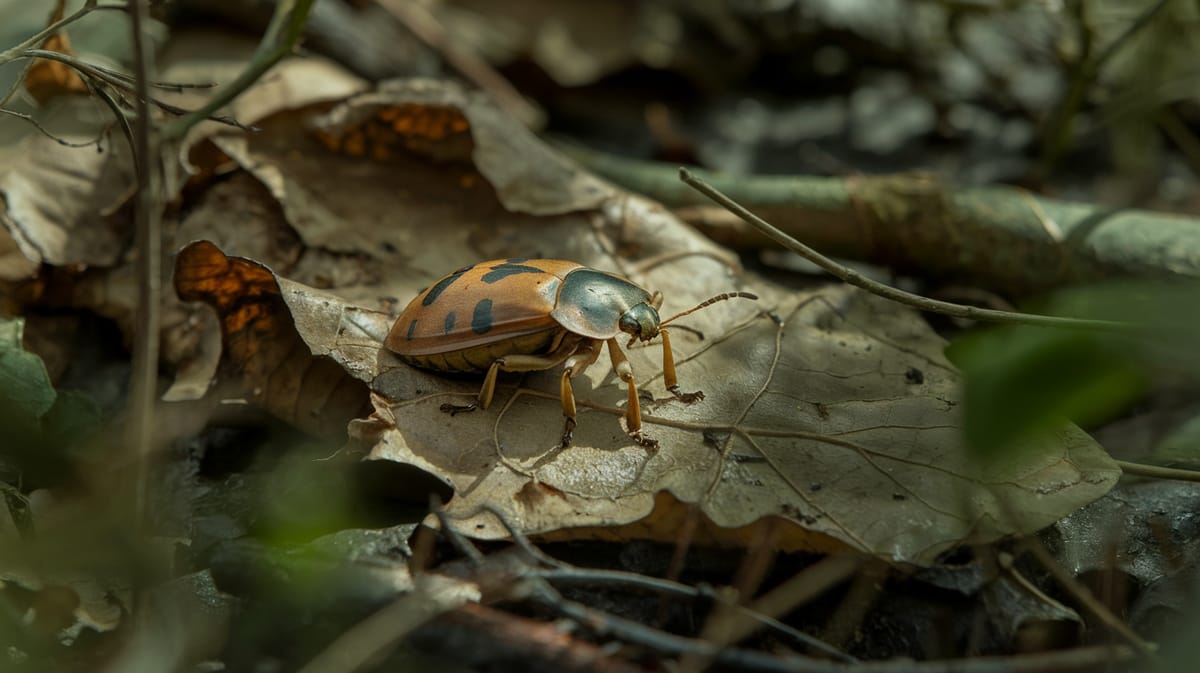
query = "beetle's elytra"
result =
(384, 258, 756, 448)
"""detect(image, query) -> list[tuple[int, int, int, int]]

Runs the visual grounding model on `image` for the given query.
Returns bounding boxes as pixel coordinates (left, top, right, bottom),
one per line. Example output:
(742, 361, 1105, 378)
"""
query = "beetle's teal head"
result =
(619, 303, 661, 342)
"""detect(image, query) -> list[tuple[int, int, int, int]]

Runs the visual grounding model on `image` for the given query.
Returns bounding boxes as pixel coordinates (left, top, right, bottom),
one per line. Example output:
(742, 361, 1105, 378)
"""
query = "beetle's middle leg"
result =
(439, 360, 502, 416)
(557, 339, 604, 447)
(440, 337, 593, 449)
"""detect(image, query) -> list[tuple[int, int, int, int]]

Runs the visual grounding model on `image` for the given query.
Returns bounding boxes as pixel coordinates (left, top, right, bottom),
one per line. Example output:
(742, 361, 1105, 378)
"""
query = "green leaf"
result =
(947, 279, 1200, 458)
(948, 327, 1144, 455)
(44, 390, 104, 449)
(0, 318, 56, 421)
(0, 318, 104, 486)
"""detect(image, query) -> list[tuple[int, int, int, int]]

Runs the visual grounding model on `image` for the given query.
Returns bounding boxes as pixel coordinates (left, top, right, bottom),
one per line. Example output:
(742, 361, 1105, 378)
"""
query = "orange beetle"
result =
(384, 258, 755, 448)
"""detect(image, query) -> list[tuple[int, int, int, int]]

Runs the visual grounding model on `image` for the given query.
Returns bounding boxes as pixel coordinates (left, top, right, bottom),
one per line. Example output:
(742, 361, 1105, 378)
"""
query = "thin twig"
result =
(20, 48, 215, 90)
(435, 505, 486, 567)
(0, 107, 102, 147)
(439, 510, 1139, 672)
(433, 602, 645, 673)
(473, 504, 853, 661)
(86, 80, 134, 169)
(0, 0, 105, 64)
(297, 574, 479, 673)
(0, 2, 136, 108)
(1020, 540, 1156, 657)
(160, 0, 316, 140)
(1114, 459, 1200, 483)
(17, 49, 245, 130)
(679, 168, 1130, 331)
(126, 0, 160, 534)
(538, 567, 855, 663)
(537, 581, 1135, 673)
(477, 504, 567, 569)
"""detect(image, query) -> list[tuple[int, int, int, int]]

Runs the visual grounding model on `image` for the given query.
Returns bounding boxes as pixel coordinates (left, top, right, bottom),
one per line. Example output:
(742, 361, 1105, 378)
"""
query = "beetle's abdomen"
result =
(398, 327, 566, 373)
(386, 259, 586, 357)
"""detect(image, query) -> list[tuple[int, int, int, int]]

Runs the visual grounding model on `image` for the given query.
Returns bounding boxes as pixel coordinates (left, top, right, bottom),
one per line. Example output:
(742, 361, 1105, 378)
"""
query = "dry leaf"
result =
(369, 279, 1118, 565)
(174, 241, 370, 436)
(0, 97, 134, 277)
(177, 242, 1117, 566)
(165, 74, 1119, 565)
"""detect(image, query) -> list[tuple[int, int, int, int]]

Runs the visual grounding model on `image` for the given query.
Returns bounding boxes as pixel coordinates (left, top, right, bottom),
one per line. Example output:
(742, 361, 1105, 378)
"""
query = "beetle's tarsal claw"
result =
(440, 402, 479, 416)
(560, 417, 576, 448)
(668, 385, 705, 404)
(630, 430, 659, 451)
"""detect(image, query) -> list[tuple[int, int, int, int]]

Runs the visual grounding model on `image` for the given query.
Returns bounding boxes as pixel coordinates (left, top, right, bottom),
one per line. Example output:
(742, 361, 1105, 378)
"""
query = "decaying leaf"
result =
(314, 79, 611, 216)
(165, 72, 1119, 565)
(369, 280, 1118, 565)
(174, 241, 370, 437)
(178, 242, 1117, 566)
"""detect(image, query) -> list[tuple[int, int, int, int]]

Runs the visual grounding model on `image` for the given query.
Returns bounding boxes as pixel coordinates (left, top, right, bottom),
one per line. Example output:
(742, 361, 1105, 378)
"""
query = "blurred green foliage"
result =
(0, 318, 102, 491)
(947, 280, 1200, 457)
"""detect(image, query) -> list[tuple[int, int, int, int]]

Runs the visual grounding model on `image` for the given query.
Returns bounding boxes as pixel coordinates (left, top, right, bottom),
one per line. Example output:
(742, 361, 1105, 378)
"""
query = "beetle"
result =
(383, 258, 756, 448)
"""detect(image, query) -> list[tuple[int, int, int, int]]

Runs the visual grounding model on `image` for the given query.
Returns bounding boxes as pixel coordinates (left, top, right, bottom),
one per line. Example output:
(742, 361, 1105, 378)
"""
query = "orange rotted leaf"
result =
(174, 241, 370, 436)
(315, 102, 473, 163)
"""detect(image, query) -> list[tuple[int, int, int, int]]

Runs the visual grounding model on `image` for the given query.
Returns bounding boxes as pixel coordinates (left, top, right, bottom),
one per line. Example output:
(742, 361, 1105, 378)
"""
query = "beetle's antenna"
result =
(661, 292, 758, 327)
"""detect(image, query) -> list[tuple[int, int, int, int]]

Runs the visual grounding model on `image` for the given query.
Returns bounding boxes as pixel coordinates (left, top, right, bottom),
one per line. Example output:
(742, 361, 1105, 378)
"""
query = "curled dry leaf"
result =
(174, 241, 370, 437)
(169, 78, 1118, 565)
(0, 97, 134, 278)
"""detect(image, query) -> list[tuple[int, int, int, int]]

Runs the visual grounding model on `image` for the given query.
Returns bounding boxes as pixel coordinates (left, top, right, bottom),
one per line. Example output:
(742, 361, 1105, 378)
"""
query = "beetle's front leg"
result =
(660, 329, 704, 404)
(607, 339, 658, 450)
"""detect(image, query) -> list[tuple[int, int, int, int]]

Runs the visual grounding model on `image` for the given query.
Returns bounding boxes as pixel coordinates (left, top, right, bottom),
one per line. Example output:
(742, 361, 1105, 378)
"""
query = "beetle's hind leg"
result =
(660, 329, 705, 404)
(439, 360, 502, 415)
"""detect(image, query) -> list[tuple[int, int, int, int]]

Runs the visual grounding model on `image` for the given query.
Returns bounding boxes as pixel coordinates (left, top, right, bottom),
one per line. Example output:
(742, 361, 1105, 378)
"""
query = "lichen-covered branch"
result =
(564, 145, 1200, 296)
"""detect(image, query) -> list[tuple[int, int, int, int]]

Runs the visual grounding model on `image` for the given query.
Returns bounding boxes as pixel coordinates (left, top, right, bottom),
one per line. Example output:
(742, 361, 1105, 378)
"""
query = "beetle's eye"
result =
(619, 313, 641, 337)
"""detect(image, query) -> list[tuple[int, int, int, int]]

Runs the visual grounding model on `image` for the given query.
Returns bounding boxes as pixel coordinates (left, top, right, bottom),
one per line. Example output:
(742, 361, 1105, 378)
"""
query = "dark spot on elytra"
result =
(905, 367, 925, 384)
(421, 265, 474, 306)
(406, 319, 418, 340)
(472, 299, 494, 334)
(506, 257, 529, 263)
(481, 263, 543, 284)
(444, 311, 457, 334)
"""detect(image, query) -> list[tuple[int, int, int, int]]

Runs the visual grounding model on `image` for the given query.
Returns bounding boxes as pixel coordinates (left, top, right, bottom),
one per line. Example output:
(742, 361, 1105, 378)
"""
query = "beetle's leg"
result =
(558, 340, 603, 447)
(439, 360, 501, 415)
(441, 338, 591, 444)
(607, 339, 658, 450)
(660, 329, 704, 404)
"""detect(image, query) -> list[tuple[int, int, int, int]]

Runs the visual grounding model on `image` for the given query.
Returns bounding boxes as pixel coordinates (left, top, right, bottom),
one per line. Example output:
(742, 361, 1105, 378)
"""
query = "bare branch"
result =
(0, 107, 103, 148)
(161, 0, 316, 140)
